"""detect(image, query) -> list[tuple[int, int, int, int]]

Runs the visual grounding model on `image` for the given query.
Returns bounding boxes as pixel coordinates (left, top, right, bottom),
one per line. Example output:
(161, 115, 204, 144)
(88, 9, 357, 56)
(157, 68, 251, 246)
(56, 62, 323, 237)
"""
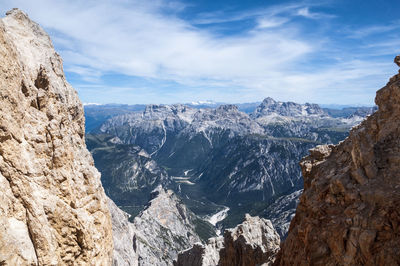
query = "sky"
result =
(1, 0, 399, 105)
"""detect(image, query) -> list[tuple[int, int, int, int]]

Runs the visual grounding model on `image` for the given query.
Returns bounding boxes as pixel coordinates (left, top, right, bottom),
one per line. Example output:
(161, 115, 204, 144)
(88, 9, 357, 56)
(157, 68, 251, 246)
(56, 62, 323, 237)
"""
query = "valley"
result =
(86, 98, 375, 238)
(1, 5, 398, 266)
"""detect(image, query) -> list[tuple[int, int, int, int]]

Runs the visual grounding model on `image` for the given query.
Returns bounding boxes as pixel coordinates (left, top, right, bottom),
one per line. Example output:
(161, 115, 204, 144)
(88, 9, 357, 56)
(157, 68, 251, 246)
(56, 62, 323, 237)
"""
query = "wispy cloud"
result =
(296, 7, 335, 19)
(191, 3, 333, 25)
(256, 17, 289, 29)
(0, 0, 398, 105)
(1, 0, 314, 82)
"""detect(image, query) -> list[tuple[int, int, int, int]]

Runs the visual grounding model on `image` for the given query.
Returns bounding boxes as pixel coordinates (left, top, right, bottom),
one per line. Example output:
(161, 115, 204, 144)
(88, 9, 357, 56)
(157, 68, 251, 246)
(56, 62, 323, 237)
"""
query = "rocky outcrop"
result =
(0, 9, 113, 265)
(108, 199, 138, 266)
(175, 237, 224, 266)
(109, 186, 212, 265)
(276, 57, 400, 265)
(176, 214, 280, 266)
(133, 186, 204, 265)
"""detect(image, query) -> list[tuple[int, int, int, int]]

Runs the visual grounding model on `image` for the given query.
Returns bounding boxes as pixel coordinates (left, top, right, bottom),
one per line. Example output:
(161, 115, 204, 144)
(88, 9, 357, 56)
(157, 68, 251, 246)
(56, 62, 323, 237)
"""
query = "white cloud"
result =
(346, 23, 400, 39)
(296, 7, 328, 19)
(257, 17, 289, 29)
(0, 0, 313, 80)
(0, 0, 397, 105)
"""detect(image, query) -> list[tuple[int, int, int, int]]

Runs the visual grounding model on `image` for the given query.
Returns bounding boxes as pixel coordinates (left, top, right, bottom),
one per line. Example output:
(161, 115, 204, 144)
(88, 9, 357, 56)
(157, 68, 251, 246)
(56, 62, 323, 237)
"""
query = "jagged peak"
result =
(2, 8, 64, 90)
(143, 103, 194, 115)
(394, 55, 400, 67)
(6, 8, 26, 17)
(4, 8, 51, 44)
(144, 104, 167, 113)
(254, 97, 325, 118)
(262, 97, 277, 104)
(216, 104, 238, 112)
(375, 55, 400, 112)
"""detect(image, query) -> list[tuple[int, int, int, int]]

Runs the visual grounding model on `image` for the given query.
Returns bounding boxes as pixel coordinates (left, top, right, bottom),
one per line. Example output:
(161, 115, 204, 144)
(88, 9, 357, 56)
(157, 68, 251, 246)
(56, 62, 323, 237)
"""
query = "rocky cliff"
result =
(175, 214, 280, 266)
(276, 57, 400, 265)
(133, 186, 203, 265)
(0, 9, 113, 264)
(108, 199, 138, 266)
(87, 134, 170, 216)
(109, 186, 207, 266)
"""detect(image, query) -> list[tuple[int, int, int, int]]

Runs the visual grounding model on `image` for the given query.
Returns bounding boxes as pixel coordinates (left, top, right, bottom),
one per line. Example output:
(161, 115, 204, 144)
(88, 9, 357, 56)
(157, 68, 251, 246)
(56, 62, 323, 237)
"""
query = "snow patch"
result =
(206, 207, 230, 227)
(150, 121, 167, 156)
(184, 169, 192, 176)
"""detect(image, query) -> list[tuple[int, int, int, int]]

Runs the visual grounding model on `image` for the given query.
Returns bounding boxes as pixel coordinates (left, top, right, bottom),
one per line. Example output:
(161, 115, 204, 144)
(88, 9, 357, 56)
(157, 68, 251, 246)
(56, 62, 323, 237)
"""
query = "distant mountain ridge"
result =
(252, 97, 326, 118)
(84, 100, 375, 133)
(87, 97, 374, 238)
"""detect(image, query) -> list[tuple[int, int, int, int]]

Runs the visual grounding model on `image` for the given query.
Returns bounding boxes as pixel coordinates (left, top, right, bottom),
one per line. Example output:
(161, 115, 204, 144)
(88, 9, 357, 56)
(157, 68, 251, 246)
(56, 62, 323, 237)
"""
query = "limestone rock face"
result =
(176, 214, 280, 266)
(0, 9, 113, 265)
(109, 186, 205, 266)
(133, 186, 202, 266)
(276, 58, 400, 265)
(108, 198, 138, 266)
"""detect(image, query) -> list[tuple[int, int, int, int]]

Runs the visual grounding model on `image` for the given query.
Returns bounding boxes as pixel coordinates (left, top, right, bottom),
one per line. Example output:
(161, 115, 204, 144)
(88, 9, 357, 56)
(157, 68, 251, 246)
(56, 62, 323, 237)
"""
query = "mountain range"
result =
(84, 101, 375, 132)
(87, 97, 376, 237)
(1, 8, 399, 266)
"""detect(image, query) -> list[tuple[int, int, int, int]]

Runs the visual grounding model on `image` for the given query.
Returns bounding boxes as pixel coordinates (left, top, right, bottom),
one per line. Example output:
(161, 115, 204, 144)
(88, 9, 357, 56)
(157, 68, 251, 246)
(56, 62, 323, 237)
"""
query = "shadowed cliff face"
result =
(276, 57, 400, 265)
(0, 9, 113, 264)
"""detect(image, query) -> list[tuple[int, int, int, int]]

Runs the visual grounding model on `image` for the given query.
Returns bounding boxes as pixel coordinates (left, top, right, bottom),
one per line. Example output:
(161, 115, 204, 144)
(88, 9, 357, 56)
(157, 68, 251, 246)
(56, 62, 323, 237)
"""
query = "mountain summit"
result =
(252, 97, 325, 118)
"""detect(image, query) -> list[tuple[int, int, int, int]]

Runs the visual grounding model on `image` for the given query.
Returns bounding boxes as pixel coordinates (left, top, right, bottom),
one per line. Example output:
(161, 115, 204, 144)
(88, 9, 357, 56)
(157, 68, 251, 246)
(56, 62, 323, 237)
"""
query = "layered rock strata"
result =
(175, 214, 280, 266)
(0, 9, 113, 265)
(276, 57, 400, 265)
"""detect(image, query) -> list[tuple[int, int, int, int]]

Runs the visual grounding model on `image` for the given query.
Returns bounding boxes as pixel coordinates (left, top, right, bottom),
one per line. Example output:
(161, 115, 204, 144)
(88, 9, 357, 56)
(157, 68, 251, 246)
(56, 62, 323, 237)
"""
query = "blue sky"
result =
(1, 0, 399, 105)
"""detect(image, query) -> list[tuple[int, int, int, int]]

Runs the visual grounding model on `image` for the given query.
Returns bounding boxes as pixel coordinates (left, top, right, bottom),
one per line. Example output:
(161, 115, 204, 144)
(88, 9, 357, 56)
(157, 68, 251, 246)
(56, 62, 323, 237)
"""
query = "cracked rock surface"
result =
(0, 9, 113, 265)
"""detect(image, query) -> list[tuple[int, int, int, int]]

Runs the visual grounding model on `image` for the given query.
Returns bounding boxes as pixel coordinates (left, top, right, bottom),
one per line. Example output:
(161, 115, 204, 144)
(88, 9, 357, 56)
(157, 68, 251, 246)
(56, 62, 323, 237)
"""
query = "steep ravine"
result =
(276, 57, 400, 265)
(0, 9, 113, 265)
